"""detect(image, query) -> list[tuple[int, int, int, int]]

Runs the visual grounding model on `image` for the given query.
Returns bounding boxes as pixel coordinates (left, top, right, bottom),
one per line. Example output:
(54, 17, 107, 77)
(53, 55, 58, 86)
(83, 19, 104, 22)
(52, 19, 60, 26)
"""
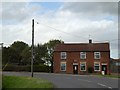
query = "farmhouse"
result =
(53, 40, 110, 75)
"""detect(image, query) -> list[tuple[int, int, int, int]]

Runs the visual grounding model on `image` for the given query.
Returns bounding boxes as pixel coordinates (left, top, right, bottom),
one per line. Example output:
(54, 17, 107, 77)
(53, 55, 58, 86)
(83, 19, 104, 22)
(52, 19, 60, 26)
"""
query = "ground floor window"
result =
(80, 62, 86, 71)
(60, 62, 66, 71)
(94, 62, 100, 71)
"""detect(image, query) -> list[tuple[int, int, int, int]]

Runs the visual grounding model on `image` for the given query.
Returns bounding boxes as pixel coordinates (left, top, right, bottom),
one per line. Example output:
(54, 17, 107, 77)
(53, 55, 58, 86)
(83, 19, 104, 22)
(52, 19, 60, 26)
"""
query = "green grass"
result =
(94, 74, 120, 78)
(102, 74, 120, 78)
(2, 75, 53, 89)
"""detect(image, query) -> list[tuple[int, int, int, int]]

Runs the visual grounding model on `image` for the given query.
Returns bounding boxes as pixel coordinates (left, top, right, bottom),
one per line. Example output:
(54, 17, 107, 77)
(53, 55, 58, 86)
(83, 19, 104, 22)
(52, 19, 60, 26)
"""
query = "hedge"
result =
(3, 64, 50, 72)
(33, 64, 50, 72)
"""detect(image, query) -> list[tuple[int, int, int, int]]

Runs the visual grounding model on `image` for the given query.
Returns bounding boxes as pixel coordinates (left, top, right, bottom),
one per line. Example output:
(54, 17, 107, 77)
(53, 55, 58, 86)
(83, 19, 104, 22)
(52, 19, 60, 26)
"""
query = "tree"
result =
(44, 39, 64, 72)
(9, 41, 29, 64)
(34, 44, 47, 65)
(2, 47, 9, 65)
(21, 46, 31, 65)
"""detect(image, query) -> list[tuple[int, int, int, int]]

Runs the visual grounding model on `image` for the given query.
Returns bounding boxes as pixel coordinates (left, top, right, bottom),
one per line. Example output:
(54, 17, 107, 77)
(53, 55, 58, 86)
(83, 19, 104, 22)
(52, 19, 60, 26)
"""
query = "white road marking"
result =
(108, 87, 112, 89)
(97, 83, 112, 89)
(78, 79, 112, 89)
(97, 83, 106, 87)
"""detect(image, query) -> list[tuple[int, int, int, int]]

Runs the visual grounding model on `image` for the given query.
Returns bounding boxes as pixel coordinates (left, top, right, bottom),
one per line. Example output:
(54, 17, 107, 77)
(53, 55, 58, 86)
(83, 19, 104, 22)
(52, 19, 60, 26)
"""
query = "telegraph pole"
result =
(31, 19, 34, 77)
(0, 43, 3, 90)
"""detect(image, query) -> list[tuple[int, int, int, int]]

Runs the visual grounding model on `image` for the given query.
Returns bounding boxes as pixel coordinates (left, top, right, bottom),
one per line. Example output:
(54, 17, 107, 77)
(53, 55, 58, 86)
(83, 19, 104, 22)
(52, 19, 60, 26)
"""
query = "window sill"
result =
(94, 58, 100, 59)
(94, 70, 100, 71)
(60, 70, 66, 72)
(80, 70, 86, 71)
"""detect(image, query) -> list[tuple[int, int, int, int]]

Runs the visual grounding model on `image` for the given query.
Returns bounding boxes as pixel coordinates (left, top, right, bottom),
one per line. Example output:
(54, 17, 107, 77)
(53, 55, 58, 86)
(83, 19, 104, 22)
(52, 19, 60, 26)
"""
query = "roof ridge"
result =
(61, 43, 109, 45)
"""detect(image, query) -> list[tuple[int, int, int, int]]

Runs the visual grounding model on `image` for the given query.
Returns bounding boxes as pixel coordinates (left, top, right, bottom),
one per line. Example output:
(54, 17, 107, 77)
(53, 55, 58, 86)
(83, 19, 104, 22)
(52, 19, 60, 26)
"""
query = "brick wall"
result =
(53, 51, 110, 74)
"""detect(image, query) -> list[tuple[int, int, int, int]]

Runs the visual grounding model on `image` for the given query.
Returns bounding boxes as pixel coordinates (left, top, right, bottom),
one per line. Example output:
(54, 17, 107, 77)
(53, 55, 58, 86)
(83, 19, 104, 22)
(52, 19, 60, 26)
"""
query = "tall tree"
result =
(2, 46, 19, 65)
(2, 47, 9, 65)
(34, 44, 47, 65)
(44, 39, 64, 72)
(21, 46, 31, 65)
(10, 41, 29, 64)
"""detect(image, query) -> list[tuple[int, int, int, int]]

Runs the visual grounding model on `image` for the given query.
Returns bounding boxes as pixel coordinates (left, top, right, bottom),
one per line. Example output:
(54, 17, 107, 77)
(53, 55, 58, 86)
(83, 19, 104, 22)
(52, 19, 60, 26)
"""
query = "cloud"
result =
(2, 2, 28, 24)
(61, 2, 118, 15)
(1, 2, 118, 58)
(2, 2, 42, 25)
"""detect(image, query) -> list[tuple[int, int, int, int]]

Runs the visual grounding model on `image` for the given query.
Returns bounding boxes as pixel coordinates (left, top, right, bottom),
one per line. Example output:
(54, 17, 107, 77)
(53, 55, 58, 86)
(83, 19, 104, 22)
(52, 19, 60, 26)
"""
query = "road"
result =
(2, 72, 119, 89)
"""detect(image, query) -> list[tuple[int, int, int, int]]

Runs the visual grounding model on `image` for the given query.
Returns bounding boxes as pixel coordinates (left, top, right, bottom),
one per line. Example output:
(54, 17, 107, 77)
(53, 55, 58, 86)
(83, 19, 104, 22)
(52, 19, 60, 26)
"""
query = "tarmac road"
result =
(2, 72, 119, 89)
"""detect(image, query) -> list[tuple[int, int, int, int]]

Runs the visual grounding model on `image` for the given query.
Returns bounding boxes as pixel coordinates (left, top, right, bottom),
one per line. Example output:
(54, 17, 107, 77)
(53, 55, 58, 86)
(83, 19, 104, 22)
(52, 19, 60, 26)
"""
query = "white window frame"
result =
(80, 52, 86, 59)
(60, 62, 66, 71)
(94, 62, 100, 71)
(61, 52, 67, 59)
(80, 62, 86, 71)
(94, 52, 101, 59)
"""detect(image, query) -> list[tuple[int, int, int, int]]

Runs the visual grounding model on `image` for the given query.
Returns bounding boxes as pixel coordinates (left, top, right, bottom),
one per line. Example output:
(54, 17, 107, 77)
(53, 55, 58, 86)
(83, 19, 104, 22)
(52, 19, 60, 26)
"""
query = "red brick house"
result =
(53, 40, 110, 75)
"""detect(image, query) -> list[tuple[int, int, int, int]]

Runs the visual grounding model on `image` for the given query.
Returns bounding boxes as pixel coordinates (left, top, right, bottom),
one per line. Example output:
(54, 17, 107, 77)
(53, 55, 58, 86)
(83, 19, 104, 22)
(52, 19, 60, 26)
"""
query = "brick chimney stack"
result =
(89, 39, 92, 43)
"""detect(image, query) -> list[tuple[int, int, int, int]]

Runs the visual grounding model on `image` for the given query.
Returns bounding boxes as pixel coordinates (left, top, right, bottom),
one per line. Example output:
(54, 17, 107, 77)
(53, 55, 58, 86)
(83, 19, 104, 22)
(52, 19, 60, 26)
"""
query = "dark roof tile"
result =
(54, 43, 110, 52)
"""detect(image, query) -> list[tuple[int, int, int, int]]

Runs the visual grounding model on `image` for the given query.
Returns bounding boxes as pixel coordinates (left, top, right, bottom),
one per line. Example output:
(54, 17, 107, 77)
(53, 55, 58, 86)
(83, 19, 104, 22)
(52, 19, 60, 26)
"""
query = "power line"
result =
(36, 21, 120, 43)
(2, 21, 119, 46)
(37, 22, 88, 40)
(94, 39, 119, 43)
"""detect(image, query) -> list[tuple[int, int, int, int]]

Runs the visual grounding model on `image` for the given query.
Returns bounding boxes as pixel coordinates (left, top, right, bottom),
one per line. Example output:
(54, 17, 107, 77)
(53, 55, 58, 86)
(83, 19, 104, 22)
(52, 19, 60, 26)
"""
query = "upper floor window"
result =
(61, 52, 67, 59)
(94, 52, 101, 59)
(80, 52, 86, 59)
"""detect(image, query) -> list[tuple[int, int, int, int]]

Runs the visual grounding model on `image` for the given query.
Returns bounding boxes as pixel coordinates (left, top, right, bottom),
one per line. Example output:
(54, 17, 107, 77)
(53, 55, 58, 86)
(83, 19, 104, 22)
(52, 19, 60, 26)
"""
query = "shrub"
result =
(33, 64, 50, 72)
(3, 64, 50, 72)
(88, 66, 93, 73)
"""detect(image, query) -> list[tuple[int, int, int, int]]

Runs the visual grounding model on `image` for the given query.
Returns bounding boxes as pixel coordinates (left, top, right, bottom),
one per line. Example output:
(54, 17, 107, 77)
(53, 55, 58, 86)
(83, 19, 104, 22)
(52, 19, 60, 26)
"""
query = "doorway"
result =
(73, 65, 78, 74)
(102, 65, 107, 75)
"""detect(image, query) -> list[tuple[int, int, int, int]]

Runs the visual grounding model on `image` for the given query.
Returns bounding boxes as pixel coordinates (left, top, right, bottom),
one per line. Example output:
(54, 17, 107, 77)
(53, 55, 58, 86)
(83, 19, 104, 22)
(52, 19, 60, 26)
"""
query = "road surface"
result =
(2, 72, 119, 89)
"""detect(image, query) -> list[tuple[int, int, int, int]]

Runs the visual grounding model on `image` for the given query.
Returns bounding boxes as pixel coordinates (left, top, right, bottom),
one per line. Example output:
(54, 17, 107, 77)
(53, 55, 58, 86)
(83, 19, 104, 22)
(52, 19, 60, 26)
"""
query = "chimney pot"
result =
(89, 39, 92, 43)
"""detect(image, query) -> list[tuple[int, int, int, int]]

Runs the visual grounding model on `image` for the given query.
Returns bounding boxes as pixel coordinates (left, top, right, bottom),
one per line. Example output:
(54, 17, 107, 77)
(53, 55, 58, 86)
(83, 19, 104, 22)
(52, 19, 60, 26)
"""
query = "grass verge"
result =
(94, 74, 120, 78)
(102, 74, 120, 78)
(2, 75, 53, 89)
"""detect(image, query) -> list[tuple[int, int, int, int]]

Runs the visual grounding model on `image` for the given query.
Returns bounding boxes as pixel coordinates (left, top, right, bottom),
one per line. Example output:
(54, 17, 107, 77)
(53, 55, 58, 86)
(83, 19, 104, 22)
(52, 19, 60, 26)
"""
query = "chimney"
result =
(89, 39, 92, 43)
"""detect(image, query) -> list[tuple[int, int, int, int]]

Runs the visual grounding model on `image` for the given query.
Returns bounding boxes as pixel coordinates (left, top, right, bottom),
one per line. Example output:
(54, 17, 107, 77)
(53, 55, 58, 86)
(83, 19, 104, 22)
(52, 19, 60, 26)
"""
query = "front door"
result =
(102, 65, 107, 75)
(73, 65, 78, 74)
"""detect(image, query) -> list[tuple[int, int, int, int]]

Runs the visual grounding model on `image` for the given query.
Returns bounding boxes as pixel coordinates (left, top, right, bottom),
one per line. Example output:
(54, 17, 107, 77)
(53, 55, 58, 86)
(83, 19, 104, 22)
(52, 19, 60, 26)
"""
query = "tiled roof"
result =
(54, 43, 110, 52)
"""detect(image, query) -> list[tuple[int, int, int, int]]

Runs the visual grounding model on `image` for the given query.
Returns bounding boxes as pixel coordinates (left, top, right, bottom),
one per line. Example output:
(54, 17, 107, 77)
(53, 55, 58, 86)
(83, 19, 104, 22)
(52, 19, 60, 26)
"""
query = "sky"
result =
(0, 0, 119, 59)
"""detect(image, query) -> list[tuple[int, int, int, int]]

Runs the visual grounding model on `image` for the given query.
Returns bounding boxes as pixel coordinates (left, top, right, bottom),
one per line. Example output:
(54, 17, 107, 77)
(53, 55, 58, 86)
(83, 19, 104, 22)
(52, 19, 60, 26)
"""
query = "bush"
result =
(3, 64, 30, 71)
(33, 64, 50, 72)
(88, 66, 93, 73)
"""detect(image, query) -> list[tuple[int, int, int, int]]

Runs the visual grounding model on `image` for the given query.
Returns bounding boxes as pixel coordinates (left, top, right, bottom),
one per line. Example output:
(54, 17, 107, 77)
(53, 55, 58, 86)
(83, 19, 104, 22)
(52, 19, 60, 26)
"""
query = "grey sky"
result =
(1, 1, 119, 59)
